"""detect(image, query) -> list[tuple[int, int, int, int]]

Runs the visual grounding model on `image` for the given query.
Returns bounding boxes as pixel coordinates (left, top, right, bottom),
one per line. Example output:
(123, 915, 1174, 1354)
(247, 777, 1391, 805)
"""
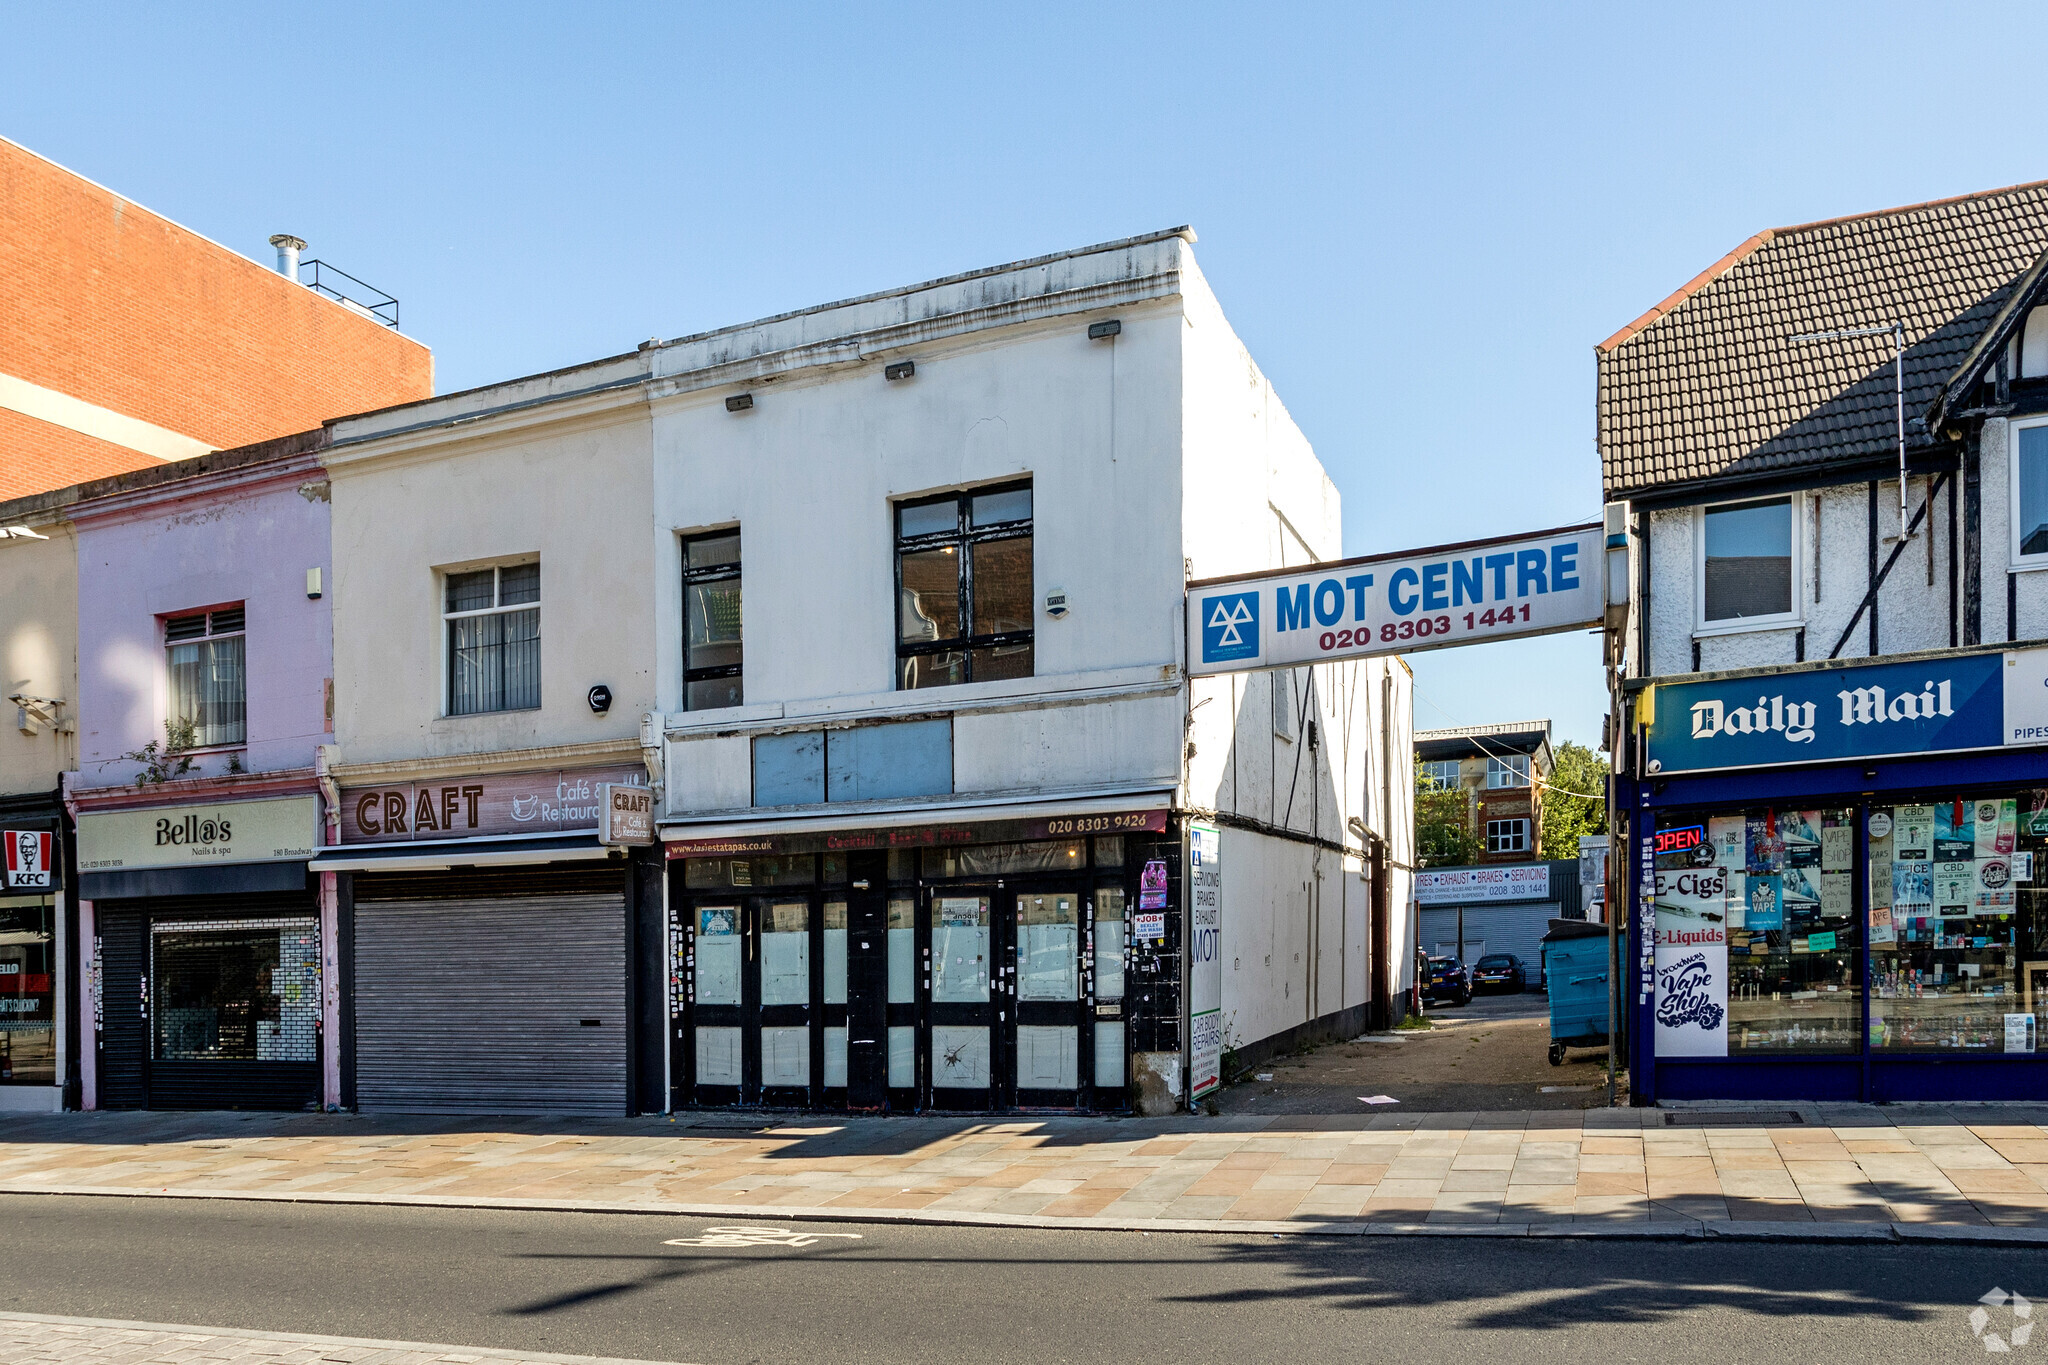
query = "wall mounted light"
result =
(1088, 320, 1122, 340)
(885, 360, 915, 381)
(306, 567, 323, 600)
(725, 393, 754, 413)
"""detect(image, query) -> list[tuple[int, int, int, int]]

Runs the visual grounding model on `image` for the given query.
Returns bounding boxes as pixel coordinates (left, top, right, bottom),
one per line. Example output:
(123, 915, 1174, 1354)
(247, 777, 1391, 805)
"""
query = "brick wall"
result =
(0, 137, 432, 496)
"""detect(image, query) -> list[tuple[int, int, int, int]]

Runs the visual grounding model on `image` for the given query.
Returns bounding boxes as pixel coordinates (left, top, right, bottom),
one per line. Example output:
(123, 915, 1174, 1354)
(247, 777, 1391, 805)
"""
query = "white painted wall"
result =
(325, 408, 658, 767)
(0, 509, 76, 797)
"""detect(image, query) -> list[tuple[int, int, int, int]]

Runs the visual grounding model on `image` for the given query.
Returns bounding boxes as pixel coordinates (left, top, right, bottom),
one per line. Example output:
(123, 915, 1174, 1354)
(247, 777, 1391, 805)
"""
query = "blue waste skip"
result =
(1541, 918, 1611, 1066)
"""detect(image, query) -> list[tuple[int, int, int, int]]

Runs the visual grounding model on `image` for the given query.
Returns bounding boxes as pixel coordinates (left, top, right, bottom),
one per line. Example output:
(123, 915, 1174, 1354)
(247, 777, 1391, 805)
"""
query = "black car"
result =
(1472, 953, 1528, 994)
(1423, 955, 1471, 1006)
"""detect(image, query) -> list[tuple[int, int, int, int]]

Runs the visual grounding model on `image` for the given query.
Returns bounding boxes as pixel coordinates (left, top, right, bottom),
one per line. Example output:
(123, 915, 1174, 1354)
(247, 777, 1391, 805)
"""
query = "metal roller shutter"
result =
(354, 894, 627, 1116)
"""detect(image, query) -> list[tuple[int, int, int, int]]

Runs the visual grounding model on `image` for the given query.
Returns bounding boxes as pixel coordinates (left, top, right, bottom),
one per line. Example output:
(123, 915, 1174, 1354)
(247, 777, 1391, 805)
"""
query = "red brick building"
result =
(0, 136, 431, 501)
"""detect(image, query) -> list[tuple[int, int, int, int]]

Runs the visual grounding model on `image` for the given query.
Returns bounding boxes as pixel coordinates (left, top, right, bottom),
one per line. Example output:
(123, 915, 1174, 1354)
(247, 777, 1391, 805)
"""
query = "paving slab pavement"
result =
(8, 1104, 2048, 1241)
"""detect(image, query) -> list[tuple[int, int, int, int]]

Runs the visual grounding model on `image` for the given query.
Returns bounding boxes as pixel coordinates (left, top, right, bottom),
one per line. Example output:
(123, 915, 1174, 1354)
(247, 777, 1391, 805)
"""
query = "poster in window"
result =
(1933, 801, 1975, 862)
(2028, 790, 2048, 837)
(1138, 858, 1169, 911)
(1655, 921, 1727, 1058)
(1933, 863, 1975, 918)
(1820, 872, 1853, 920)
(1869, 903, 1897, 945)
(1780, 811, 1823, 869)
(1653, 866, 1737, 926)
(1745, 813, 1783, 874)
(1782, 869, 1821, 927)
(1745, 874, 1784, 931)
(1820, 825, 1854, 874)
(1893, 861, 1932, 913)
(1707, 816, 1746, 870)
(1976, 857, 2017, 913)
(1976, 799, 2017, 857)
(1893, 806, 1934, 861)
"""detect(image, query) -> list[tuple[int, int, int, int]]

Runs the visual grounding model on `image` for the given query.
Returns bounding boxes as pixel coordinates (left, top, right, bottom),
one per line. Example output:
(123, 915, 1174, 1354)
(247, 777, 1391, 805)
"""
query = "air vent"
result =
(164, 614, 208, 642)
(210, 606, 245, 634)
(1663, 1111, 1804, 1127)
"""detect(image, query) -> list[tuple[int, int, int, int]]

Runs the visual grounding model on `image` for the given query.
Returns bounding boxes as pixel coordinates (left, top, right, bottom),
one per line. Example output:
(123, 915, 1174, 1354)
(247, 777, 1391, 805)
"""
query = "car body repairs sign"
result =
(1186, 523, 1602, 675)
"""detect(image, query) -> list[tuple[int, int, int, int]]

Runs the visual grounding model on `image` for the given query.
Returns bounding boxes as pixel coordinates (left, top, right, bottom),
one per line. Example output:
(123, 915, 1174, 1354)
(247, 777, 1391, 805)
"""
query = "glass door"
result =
(886, 894, 920, 1106)
(1012, 887, 1084, 1106)
(756, 899, 815, 1106)
(688, 903, 744, 1105)
(927, 889, 997, 1108)
(686, 897, 823, 1106)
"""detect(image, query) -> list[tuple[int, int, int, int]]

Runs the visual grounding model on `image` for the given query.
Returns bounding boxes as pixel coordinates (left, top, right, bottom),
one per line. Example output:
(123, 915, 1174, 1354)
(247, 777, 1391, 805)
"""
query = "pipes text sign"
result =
(1186, 524, 1603, 675)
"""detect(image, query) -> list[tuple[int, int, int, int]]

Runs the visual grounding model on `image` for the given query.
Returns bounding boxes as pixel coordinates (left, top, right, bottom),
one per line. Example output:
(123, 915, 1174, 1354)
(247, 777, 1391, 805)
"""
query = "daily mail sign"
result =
(1187, 524, 1603, 675)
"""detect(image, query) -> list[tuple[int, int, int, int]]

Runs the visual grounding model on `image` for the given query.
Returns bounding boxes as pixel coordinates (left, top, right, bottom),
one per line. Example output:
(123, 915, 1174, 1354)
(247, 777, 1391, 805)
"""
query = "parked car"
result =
(1472, 953, 1528, 994)
(1423, 955, 1471, 1007)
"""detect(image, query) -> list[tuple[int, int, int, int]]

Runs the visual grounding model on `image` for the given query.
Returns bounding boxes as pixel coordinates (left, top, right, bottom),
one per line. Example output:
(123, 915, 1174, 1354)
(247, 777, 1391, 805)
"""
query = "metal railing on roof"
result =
(300, 259, 399, 328)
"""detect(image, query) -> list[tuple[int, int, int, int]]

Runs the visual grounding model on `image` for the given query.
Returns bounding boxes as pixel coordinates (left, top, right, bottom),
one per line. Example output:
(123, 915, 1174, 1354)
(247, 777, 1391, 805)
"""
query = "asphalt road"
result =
(0, 1193, 2041, 1364)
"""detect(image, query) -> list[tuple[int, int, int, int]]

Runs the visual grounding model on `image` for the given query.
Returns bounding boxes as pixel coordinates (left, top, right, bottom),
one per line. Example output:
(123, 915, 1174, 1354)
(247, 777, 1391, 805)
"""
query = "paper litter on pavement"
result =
(1359, 1095, 1400, 1104)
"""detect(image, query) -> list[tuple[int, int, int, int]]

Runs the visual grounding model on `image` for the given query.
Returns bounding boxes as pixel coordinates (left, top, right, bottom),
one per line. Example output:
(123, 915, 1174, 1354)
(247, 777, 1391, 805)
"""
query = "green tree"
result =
(1539, 740, 1608, 860)
(1415, 759, 1478, 867)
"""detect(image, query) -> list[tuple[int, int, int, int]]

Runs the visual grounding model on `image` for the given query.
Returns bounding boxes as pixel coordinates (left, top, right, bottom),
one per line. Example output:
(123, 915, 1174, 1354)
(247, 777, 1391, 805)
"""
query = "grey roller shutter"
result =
(354, 894, 627, 1116)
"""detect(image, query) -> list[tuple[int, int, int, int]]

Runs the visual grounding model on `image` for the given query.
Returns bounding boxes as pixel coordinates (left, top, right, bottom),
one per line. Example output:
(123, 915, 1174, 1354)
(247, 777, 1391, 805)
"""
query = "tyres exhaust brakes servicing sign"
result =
(1186, 523, 1603, 675)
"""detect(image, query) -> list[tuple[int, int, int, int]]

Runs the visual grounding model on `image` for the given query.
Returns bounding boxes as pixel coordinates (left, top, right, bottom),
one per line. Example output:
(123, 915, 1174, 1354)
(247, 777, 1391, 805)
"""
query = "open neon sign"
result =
(1653, 825, 1705, 856)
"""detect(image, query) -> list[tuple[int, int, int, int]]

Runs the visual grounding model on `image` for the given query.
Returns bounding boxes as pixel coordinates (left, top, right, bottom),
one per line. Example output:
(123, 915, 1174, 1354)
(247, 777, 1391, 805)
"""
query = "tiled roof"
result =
(1598, 182, 2048, 500)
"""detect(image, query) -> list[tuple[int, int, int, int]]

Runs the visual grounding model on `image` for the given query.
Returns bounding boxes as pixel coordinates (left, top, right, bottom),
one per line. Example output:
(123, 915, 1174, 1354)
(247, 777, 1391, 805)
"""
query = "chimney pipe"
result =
(269, 234, 307, 282)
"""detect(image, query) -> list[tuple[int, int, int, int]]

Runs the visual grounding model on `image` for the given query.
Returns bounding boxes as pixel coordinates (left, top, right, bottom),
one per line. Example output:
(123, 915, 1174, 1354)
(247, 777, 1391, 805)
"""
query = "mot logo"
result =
(1201, 591, 1259, 664)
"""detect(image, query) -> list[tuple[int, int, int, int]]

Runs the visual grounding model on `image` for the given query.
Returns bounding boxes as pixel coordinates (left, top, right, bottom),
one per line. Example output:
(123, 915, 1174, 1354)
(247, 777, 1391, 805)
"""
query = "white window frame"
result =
(1485, 818, 1529, 854)
(163, 606, 247, 752)
(441, 560, 541, 718)
(1693, 491, 1805, 635)
(1485, 754, 1529, 789)
(1419, 760, 1460, 790)
(2009, 415, 2048, 571)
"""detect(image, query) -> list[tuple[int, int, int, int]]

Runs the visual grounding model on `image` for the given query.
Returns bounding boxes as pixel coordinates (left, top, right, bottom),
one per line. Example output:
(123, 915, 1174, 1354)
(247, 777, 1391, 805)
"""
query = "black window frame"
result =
(893, 479, 1034, 690)
(681, 529, 743, 711)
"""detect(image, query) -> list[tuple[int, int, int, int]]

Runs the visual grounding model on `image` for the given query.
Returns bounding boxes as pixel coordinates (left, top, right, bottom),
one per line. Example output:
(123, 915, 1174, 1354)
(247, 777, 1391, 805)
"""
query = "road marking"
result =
(663, 1224, 863, 1249)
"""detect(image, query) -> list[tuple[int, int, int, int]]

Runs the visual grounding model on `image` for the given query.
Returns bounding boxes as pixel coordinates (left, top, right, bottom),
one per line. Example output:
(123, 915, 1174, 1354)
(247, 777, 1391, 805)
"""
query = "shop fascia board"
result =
(661, 664, 1183, 742)
(1623, 636, 2046, 695)
(323, 259, 1185, 462)
(326, 735, 645, 788)
(657, 784, 1176, 840)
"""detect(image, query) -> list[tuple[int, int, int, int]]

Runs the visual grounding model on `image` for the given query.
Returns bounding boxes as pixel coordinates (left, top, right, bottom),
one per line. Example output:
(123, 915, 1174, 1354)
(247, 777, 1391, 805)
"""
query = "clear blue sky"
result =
(10, 2, 2047, 749)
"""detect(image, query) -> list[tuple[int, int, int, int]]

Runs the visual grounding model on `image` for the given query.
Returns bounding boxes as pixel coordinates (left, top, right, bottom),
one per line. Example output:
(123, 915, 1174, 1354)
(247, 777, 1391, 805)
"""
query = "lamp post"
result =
(1791, 321, 1910, 535)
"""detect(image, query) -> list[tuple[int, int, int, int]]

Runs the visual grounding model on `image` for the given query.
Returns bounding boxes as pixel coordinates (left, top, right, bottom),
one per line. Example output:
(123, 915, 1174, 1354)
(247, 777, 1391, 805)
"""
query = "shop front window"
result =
(151, 919, 319, 1062)
(0, 898, 55, 1084)
(1655, 806, 1860, 1054)
(1871, 794, 2044, 1053)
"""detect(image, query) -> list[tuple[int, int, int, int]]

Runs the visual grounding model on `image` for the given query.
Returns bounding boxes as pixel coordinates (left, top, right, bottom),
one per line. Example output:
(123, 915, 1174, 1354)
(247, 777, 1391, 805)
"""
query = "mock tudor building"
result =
(1602, 181, 2048, 1102)
(311, 229, 1416, 1118)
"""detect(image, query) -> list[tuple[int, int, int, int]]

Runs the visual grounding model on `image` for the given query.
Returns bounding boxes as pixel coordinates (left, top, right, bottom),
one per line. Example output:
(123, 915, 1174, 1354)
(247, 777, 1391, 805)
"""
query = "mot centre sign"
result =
(1187, 523, 1605, 675)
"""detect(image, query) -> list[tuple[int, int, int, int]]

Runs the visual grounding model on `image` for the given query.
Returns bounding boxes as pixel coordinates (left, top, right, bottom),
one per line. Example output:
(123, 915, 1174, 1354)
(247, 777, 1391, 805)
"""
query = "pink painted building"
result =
(65, 431, 342, 1113)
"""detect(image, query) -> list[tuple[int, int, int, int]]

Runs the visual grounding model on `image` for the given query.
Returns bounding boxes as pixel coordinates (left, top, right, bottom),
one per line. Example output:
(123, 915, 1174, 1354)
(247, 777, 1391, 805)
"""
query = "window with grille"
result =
(1486, 754, 1530, 789)
(682, 531, 742, 710)
(895, 481, 1033, 690)
(1486, 818, 1529, 853)
(165, 606, 246, 747)
(445, 563, 540, 716)
(150, 918, 319, 1063)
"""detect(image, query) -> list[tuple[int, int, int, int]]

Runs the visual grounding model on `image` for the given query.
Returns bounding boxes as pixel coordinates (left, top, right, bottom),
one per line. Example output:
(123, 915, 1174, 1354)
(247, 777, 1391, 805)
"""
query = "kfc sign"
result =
(3, 830, 54, 890)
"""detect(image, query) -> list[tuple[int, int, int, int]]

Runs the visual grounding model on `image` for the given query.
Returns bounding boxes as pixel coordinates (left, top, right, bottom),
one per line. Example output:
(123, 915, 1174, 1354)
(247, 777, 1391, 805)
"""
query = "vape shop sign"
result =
(340, 765, 647, 842)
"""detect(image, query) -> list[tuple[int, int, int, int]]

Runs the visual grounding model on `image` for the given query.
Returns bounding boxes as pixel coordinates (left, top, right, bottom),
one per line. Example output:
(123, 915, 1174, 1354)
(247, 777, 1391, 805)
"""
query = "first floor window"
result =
(682, 530, 742, 710)
(1701, 496, 1794, 622)
(1486, 819, 1528, 854)
(446, 563, 540, 715)
(165, 606, 246, 747)
(2016, 423, 2048, 560)
(896, 481, 1033, 689)
(1486, 754, 1530, 788)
